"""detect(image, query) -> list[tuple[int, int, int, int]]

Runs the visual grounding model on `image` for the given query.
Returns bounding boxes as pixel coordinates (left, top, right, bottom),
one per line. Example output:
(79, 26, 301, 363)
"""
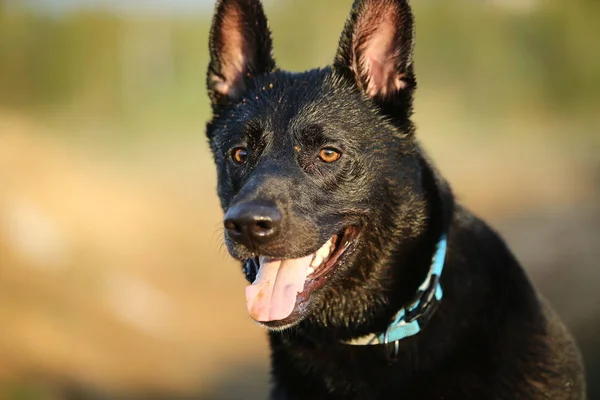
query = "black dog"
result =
(205, 0, 586, 398)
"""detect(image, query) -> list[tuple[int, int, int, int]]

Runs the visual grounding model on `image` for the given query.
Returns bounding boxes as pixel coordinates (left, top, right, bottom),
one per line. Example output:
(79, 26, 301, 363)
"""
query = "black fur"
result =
(205, 0, 586, 398)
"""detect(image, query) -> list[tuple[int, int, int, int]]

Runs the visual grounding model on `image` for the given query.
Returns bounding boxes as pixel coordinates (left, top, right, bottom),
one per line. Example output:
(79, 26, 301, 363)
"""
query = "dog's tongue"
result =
(245, 254, 312, 322)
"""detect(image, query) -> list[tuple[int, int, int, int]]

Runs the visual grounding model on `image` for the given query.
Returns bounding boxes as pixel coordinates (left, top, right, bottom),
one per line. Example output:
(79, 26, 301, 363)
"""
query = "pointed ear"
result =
(207, 0, 276, 106)
(334, 0, 415, 100)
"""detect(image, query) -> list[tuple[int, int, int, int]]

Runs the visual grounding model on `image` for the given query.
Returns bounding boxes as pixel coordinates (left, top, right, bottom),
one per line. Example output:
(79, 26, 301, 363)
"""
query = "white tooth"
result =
(307, 267, 315, 276)
(311, 255, 323, 268)
(316, 248, 326, 259)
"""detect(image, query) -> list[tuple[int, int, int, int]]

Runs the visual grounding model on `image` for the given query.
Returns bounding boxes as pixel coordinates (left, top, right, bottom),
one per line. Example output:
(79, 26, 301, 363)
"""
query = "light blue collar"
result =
(344, 235, 447, 346)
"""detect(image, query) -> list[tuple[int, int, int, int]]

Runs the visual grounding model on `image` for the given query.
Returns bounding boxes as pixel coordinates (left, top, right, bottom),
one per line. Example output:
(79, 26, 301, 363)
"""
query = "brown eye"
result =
(231, 147, 248, 164)
(318, 148, 341, 163)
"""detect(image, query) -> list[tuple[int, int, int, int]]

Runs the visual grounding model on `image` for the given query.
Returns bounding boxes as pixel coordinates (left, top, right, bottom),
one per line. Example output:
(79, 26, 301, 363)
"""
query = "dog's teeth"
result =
(307, 266, 315, 276)
(311, 255, 323, 268)
(327, 241, 335, 255)
(319, 240, 333, 256)
(317, 248, 327, 259)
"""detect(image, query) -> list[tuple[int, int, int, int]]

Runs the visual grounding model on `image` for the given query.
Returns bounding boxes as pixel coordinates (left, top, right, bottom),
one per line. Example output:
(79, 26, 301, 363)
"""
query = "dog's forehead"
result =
(232, 70, 354, 130)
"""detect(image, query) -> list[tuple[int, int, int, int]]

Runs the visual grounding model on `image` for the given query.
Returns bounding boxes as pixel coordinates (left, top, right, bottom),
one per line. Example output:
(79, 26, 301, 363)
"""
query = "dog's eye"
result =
(231, 147, 248, 164)
(318, 148, 342, 163)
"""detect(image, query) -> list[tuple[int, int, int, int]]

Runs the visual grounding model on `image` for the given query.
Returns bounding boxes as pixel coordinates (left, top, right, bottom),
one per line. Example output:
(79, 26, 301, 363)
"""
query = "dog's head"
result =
(206, 0, 438, 334)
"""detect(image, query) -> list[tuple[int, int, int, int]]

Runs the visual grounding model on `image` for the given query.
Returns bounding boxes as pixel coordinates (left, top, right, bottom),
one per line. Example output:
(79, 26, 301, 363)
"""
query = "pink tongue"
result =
(245, 254, 313, 322)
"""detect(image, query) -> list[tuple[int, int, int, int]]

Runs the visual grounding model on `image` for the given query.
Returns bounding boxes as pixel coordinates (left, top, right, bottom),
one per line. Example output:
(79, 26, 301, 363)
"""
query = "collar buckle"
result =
(404, 274, 441, 325)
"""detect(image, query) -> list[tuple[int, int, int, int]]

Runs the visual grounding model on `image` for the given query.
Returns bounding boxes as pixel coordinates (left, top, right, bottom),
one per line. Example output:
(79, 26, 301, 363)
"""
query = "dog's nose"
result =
(224, 203, 282, 246)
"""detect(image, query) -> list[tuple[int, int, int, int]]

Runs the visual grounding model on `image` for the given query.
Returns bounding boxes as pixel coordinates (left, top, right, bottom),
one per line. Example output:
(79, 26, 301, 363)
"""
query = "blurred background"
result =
(0, 0, 598, 398)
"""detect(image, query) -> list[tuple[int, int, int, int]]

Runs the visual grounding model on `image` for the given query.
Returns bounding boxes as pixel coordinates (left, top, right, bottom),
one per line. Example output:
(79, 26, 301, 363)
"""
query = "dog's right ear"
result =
(207, 0, 276, 107)
(334, 0, 415, 102)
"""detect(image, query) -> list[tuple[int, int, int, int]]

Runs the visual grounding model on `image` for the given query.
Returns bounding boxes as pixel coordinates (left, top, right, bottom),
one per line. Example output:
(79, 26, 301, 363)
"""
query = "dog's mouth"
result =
(244, 226, 360, 327)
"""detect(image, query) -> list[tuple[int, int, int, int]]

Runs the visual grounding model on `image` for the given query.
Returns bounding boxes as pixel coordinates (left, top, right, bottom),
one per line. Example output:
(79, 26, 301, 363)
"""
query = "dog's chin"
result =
(242, 225, 361, 331)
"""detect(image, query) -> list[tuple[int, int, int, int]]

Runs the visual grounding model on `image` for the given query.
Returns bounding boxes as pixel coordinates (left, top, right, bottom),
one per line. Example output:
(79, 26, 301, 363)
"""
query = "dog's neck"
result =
(340, 158, 453, 352)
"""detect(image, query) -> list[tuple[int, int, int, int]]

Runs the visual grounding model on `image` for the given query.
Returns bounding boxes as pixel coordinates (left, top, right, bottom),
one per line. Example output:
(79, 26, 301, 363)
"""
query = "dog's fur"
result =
(205, 0, 586, 398)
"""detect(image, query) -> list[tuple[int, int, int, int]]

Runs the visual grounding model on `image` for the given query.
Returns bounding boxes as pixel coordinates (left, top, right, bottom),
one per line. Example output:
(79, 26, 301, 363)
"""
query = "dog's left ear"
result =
(334, 0, 415, 101)
(207, 0, 276, 106)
